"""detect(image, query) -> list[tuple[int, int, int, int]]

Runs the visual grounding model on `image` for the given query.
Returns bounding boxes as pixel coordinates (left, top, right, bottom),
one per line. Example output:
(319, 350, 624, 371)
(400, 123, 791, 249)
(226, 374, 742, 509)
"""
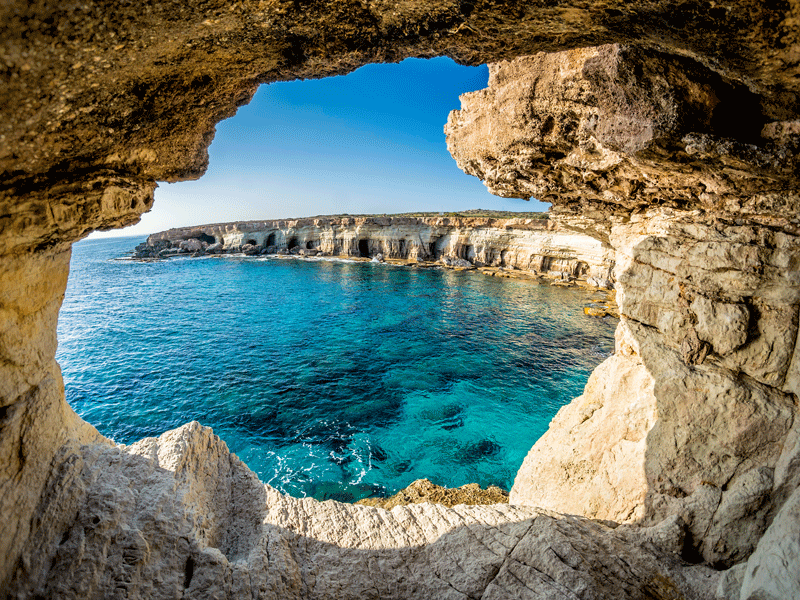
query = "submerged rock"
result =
(584, 305, 611, 318)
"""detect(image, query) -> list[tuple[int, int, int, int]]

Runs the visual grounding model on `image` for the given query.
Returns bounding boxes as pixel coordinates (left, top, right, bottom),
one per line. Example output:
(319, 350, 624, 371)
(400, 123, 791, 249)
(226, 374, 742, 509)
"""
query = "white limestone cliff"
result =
(141, 214, 616, 285)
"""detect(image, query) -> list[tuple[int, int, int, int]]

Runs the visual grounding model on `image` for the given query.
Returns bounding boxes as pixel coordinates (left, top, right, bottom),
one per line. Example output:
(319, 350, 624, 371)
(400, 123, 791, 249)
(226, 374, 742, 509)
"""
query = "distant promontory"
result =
(133, 210, 616, 291)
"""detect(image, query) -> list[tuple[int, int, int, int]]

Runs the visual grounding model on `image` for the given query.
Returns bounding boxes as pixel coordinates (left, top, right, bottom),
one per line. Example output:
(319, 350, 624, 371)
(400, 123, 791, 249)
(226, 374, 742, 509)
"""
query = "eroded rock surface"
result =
(137, 213, 615, 284)
(356, 477, 509, 509)
(2, 1, 798, 255)
(6, 422, 721, 600)
(2, 0, 800, 598)
(445, 45, 799, 225)
(446, 43, 800, 595)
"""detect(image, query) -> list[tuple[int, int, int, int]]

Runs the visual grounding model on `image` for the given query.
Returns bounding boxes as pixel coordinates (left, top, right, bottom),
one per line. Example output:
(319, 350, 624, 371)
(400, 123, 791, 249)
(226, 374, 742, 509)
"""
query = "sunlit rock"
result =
(2, 0, 799, 597)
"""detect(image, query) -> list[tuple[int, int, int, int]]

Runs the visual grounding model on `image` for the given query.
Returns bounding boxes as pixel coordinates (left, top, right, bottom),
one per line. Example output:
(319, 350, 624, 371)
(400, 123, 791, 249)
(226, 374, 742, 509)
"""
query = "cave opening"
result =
(11, 6, 798, 593)
(266, 232, 276, 247)
(358, 239, 370, 257)
(433, 236, 450, 258)
(195, 233, 215, 245)
(243, 238, 257, 246)
(306, 240, 316, 250)
(287, 237, 299, 250)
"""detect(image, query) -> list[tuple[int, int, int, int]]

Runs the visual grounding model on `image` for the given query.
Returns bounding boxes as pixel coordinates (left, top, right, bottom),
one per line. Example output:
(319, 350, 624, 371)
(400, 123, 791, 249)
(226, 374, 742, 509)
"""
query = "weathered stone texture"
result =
(2, 1, 799, 253)
(2, 0, 800, 598)
(7, 422, 721, 600)
(356, 477, 509, 509)
(445, 45, 800, 223)
(448, 39, 800, 594)
(509, 349, 657, 524)
(142, 214, 616, 282)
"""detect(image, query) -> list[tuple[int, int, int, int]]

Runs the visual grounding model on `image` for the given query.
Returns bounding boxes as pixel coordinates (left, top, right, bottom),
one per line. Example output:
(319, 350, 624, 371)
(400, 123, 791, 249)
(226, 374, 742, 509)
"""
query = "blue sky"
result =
(96, 57, 547, 238)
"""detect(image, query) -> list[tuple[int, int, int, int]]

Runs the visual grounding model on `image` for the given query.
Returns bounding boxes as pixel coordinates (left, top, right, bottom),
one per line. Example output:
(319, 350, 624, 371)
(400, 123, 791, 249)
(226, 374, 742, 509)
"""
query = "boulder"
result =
(587, 276, 614, 289)
(441, 255, 473, 268)
(179, 239, 203, 252)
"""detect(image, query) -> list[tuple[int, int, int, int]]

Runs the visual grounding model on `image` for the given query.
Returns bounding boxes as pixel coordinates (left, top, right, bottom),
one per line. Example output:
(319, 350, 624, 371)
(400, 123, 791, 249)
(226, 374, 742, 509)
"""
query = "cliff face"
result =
(445, 46, 800, 588)
(140, 215, 615, 283)
(2, 1, 800, 599)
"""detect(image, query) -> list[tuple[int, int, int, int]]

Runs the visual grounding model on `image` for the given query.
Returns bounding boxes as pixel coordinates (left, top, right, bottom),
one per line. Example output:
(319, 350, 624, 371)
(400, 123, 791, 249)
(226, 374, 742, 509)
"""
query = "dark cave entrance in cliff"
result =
(358, 239, 370, 257)
(432, 237, 449, 258)
(266, 232, 276, 247)
(574, 261, 589, 277)
(287, 237, 299, 250)
(195, 233, 215, 244)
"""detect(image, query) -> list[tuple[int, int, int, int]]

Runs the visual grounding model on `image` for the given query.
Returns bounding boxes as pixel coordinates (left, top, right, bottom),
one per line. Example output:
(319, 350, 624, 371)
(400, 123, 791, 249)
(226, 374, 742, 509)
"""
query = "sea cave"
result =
(1, 2, 799, 599)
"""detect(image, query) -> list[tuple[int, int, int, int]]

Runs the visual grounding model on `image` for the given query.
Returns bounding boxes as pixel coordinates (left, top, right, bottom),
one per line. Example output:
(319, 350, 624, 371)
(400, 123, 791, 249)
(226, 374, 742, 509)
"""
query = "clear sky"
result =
(92, 57, 547, 238)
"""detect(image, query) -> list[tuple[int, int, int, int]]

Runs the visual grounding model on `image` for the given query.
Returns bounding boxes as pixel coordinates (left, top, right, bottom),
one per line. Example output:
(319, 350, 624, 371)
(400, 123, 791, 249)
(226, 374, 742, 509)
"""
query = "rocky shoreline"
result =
(356, 478, 509, 510)
(133, 212, 620, 317)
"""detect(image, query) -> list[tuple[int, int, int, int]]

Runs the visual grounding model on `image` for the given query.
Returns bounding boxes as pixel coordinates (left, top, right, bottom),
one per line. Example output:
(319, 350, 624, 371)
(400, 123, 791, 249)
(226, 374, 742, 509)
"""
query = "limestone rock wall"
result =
(2, 0, 800, 598)
(444, 46, 799, 222)
(144, 215, 615, 282)
(5, 421, 722, 600)
(445, 45, 800, 591)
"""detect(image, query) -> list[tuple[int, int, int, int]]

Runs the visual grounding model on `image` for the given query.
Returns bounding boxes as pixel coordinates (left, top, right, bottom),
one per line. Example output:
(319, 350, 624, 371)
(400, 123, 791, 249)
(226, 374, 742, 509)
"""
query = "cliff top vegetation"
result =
(275, 209, 549, 221)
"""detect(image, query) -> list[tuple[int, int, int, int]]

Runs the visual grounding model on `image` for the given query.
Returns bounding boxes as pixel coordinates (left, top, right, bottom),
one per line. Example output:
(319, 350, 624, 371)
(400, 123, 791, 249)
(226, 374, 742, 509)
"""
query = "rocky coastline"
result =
(134, 211, 615, 286)
(132, 212, 620, 316)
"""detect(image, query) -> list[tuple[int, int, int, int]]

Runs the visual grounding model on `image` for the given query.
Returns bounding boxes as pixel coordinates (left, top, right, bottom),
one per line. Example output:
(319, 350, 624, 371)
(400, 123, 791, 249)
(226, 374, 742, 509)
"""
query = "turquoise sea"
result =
(57, 236, 617, 502)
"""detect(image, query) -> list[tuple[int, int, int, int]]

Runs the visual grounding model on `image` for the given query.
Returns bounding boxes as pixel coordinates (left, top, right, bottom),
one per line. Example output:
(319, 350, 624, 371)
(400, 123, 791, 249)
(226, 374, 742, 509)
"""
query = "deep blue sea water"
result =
(57, 236, 617, 502)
